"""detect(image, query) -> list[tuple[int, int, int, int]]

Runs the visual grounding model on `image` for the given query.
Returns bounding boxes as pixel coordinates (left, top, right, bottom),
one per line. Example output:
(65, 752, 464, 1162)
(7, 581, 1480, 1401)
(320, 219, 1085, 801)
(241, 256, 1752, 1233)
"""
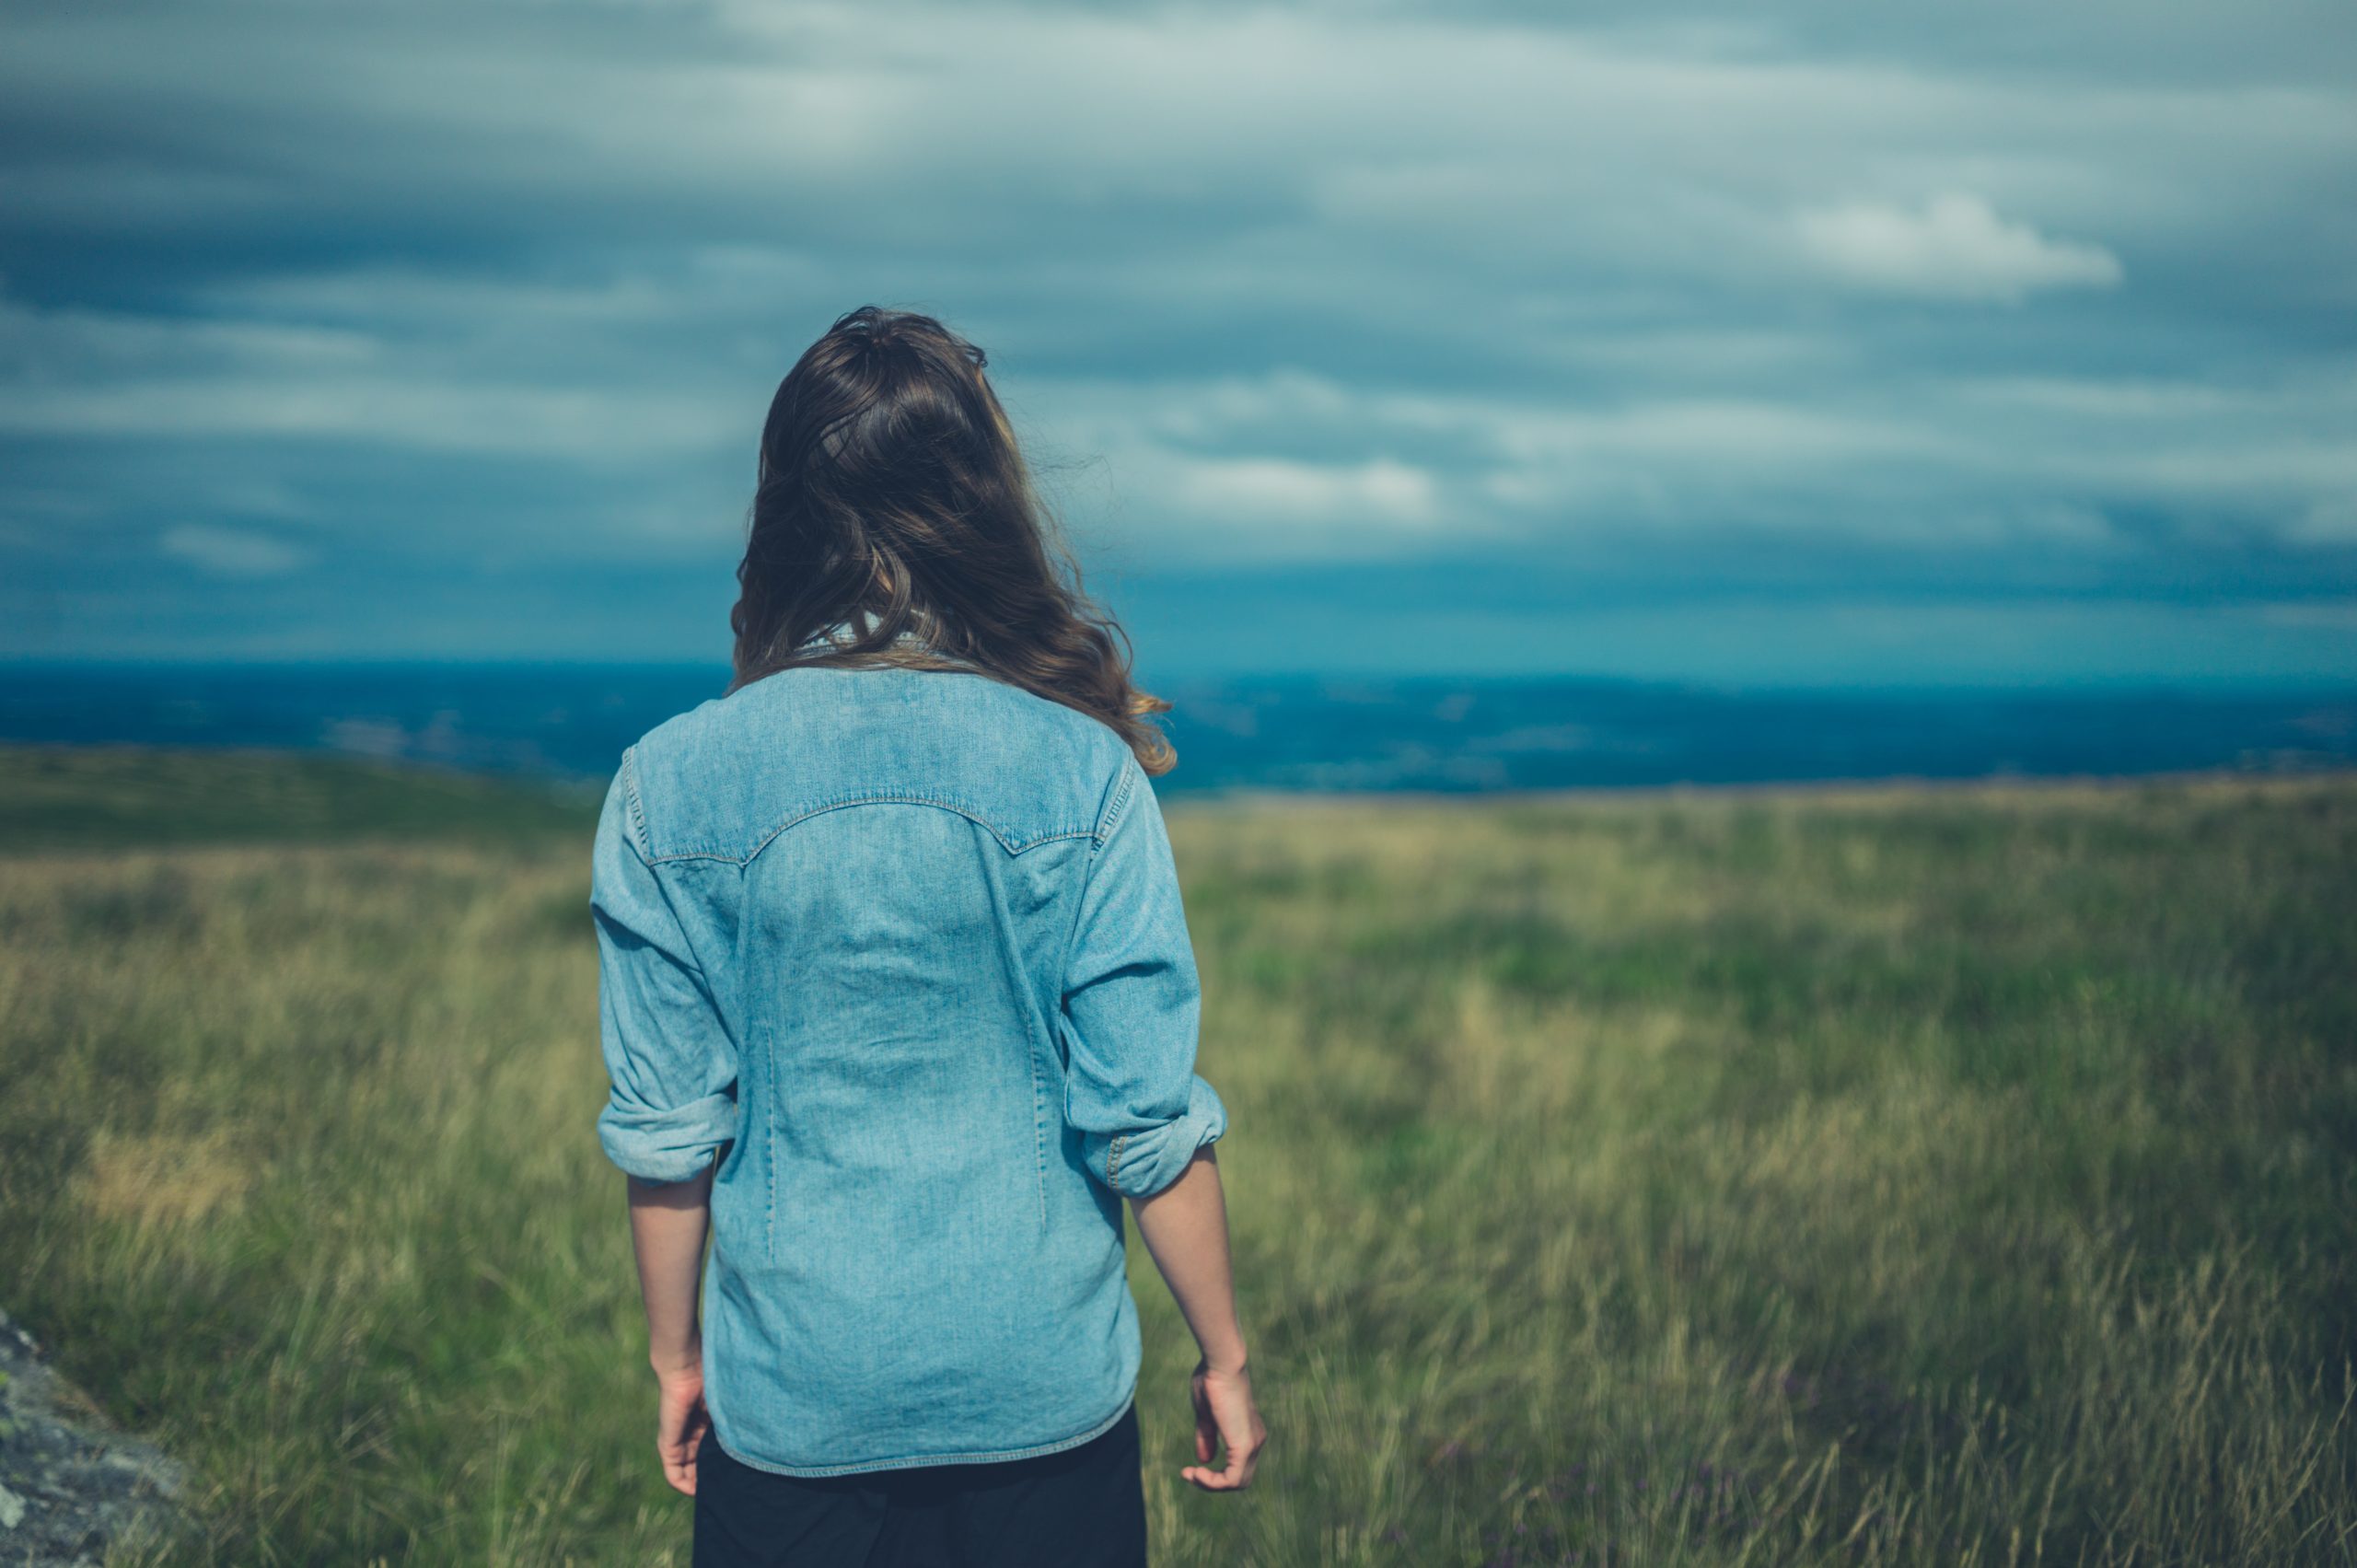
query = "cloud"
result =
(0, 374, 738, 459)
(0, 0, 2351, 669)
(158, 524, 307, 576)
(1011, 357, 2357, 567)
(1794, 192, 2124, 302)
(2285, 500, 2357, 545)
(0, 287, 742, 459)
(1172, 455, 1439, 528)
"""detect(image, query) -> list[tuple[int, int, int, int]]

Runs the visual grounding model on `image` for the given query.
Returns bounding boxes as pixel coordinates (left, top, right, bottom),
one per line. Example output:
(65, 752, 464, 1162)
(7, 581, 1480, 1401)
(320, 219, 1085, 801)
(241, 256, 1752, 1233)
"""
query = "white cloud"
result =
(0, 288, 744, 459)
(1016, 359, 2357, 558)
(1950, 376, 2239, 416)
(1795, 192, 2123, 301)
(0, 374, 739, 459)
(1173, 455, 1439, 527)
(3, 0, 2353, 605)
(1480, 400, 1944, 466)
(159, 523, 306, 576)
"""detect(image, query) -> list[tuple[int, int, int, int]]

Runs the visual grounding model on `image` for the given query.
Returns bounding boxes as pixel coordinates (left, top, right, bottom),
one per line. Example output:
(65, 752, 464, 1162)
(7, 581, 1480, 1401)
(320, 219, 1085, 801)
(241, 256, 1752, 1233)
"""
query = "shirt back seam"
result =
(640, 795, 1097, 865)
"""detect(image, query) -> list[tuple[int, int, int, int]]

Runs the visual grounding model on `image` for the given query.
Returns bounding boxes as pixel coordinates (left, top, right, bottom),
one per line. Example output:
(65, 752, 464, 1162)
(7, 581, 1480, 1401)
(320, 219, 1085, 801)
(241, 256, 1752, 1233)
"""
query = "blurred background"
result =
(5, 0, 2354, 791)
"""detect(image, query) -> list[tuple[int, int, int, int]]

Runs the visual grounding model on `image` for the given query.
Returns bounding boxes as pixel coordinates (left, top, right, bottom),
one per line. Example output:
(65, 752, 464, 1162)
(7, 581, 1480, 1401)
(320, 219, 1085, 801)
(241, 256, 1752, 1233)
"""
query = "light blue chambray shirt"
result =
(589, 620, 1226, 1477)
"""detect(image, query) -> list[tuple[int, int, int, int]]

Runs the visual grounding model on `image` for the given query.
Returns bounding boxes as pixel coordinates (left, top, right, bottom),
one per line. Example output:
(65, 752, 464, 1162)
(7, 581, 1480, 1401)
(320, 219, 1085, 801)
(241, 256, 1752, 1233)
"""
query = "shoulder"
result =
(618, 666, 1138, 863)
(627, 664, 1130, 783)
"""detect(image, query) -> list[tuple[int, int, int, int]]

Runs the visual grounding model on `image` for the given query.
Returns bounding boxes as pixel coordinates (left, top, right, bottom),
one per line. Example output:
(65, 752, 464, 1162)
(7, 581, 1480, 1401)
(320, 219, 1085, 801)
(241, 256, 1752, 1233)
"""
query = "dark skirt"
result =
(691, 1403, 1149, 1568)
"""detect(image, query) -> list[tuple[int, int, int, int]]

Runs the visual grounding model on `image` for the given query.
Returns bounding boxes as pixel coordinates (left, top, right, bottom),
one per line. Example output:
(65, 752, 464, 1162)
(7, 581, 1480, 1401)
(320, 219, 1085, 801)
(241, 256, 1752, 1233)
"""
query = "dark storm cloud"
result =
(2, 0, 2352, 679)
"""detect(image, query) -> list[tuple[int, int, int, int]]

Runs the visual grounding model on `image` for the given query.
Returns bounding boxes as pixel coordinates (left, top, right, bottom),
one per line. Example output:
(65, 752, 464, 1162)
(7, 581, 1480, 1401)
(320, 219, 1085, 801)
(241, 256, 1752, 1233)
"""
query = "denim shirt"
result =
(589, 622, 1227, 1476)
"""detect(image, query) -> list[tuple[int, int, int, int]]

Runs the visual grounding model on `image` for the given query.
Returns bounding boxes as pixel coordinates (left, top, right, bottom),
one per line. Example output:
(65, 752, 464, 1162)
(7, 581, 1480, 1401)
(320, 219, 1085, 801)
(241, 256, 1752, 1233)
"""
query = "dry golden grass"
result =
(78, 1129, 257, 1231)
(0, 761, 2351, 1564)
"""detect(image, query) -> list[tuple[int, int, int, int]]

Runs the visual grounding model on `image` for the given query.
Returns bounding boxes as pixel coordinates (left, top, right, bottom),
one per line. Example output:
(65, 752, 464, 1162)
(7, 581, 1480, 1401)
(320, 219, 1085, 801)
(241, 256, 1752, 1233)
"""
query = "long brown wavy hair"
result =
(728, 305, 1175, 776)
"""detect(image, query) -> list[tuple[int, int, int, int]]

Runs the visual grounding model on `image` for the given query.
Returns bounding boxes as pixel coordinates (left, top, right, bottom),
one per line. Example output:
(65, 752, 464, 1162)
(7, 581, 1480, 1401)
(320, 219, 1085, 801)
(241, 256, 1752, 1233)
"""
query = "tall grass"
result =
(1, 755, 2351, 1563)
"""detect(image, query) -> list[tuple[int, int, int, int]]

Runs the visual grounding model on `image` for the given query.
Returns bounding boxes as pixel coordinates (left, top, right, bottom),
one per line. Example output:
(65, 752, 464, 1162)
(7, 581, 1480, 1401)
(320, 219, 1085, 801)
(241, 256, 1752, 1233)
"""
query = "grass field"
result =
(2, 745, 2352, 1565)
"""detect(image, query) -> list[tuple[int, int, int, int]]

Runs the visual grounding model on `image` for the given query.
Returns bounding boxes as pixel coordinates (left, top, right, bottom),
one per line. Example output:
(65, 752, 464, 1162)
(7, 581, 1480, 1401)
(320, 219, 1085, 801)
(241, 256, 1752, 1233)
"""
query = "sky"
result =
(2, 0, 2353, 688)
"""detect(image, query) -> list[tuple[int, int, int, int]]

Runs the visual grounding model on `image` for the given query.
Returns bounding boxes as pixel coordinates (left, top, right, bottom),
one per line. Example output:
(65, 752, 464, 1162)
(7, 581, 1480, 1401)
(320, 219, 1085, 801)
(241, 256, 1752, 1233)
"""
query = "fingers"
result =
(1179, 1449, 1253, 1492)
(657, 1395, 709, 1496)
(660, 1424, 705, 1495)
(1181, 1420, 1266, 1492)
(656, 1429, 691, 1496)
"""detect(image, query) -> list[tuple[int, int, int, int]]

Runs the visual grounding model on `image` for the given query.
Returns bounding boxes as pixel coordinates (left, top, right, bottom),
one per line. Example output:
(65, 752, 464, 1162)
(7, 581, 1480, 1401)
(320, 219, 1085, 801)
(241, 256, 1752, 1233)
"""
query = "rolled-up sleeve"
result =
(590, 749, 738, 1184)
(1058, 757, 1227, 1200)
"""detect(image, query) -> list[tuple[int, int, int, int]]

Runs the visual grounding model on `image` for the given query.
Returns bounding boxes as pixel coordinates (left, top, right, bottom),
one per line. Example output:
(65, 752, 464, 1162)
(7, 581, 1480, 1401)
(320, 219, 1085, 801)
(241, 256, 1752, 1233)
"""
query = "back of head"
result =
(731, 305, 1175, 776)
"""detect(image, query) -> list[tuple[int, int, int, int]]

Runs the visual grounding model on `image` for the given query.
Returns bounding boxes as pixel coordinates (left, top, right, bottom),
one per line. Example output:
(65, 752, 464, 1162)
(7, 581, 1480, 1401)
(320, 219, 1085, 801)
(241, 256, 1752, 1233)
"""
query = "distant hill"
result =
(5, 663, 2355, 796)
(0, 745, 602, 852)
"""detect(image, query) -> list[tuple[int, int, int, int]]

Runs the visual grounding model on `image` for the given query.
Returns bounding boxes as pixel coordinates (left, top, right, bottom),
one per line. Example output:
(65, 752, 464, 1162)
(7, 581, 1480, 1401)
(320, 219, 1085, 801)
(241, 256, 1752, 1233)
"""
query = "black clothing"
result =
(691, 1400, 1149, 1568)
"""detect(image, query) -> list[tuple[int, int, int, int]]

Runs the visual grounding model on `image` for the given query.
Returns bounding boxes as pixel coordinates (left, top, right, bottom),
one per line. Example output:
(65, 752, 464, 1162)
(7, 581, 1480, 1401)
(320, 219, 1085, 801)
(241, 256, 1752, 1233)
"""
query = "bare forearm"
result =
(1129, 1146, 1248, 1372)
(626, 1167, 713, 1375)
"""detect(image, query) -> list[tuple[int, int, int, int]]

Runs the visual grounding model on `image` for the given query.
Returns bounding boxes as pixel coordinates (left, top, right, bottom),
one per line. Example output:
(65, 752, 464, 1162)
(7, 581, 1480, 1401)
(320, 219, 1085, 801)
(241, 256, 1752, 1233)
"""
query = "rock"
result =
(0, 1307, 193, 1564)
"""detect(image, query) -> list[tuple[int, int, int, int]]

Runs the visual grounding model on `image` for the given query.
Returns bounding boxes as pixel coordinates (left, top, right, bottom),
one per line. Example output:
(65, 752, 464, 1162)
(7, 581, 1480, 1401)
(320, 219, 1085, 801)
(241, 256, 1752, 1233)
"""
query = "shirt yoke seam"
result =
(638, 792, 1097, 865)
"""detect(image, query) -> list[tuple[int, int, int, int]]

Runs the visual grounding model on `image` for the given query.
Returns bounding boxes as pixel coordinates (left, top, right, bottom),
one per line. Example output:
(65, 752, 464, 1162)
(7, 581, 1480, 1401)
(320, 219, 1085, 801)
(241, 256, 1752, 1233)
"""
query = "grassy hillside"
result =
(1, 749, 2351, 1565)
(0, 744, 603, 850)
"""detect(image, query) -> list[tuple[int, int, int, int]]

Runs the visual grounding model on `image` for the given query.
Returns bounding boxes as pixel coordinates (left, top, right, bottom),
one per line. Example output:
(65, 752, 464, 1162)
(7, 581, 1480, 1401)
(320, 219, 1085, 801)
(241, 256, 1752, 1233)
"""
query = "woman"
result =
(589, 305, 1266, 1568)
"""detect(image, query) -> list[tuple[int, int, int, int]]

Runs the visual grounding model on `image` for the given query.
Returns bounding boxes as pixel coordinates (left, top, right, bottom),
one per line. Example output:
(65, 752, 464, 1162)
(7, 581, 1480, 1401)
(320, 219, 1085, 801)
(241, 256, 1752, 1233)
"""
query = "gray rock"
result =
(0, 1307, 193, 1565)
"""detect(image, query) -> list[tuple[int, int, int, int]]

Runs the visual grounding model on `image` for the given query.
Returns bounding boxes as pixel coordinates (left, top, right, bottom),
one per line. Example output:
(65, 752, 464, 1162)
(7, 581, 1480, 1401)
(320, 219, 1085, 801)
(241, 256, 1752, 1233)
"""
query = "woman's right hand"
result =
(1183, 1358, 1267, 1492)
(653, 1355, 710, 1497)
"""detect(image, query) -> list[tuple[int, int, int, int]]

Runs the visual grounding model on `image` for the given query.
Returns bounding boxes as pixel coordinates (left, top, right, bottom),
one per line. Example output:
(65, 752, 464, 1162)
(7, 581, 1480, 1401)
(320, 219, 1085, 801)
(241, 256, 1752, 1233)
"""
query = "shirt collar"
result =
(793, 612, 939, 654)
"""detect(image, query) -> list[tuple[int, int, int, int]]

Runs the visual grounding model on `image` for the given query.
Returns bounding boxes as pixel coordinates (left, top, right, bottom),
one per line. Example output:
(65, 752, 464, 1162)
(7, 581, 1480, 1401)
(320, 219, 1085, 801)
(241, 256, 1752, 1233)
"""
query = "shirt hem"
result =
(706, 1384, 1138, 1480)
